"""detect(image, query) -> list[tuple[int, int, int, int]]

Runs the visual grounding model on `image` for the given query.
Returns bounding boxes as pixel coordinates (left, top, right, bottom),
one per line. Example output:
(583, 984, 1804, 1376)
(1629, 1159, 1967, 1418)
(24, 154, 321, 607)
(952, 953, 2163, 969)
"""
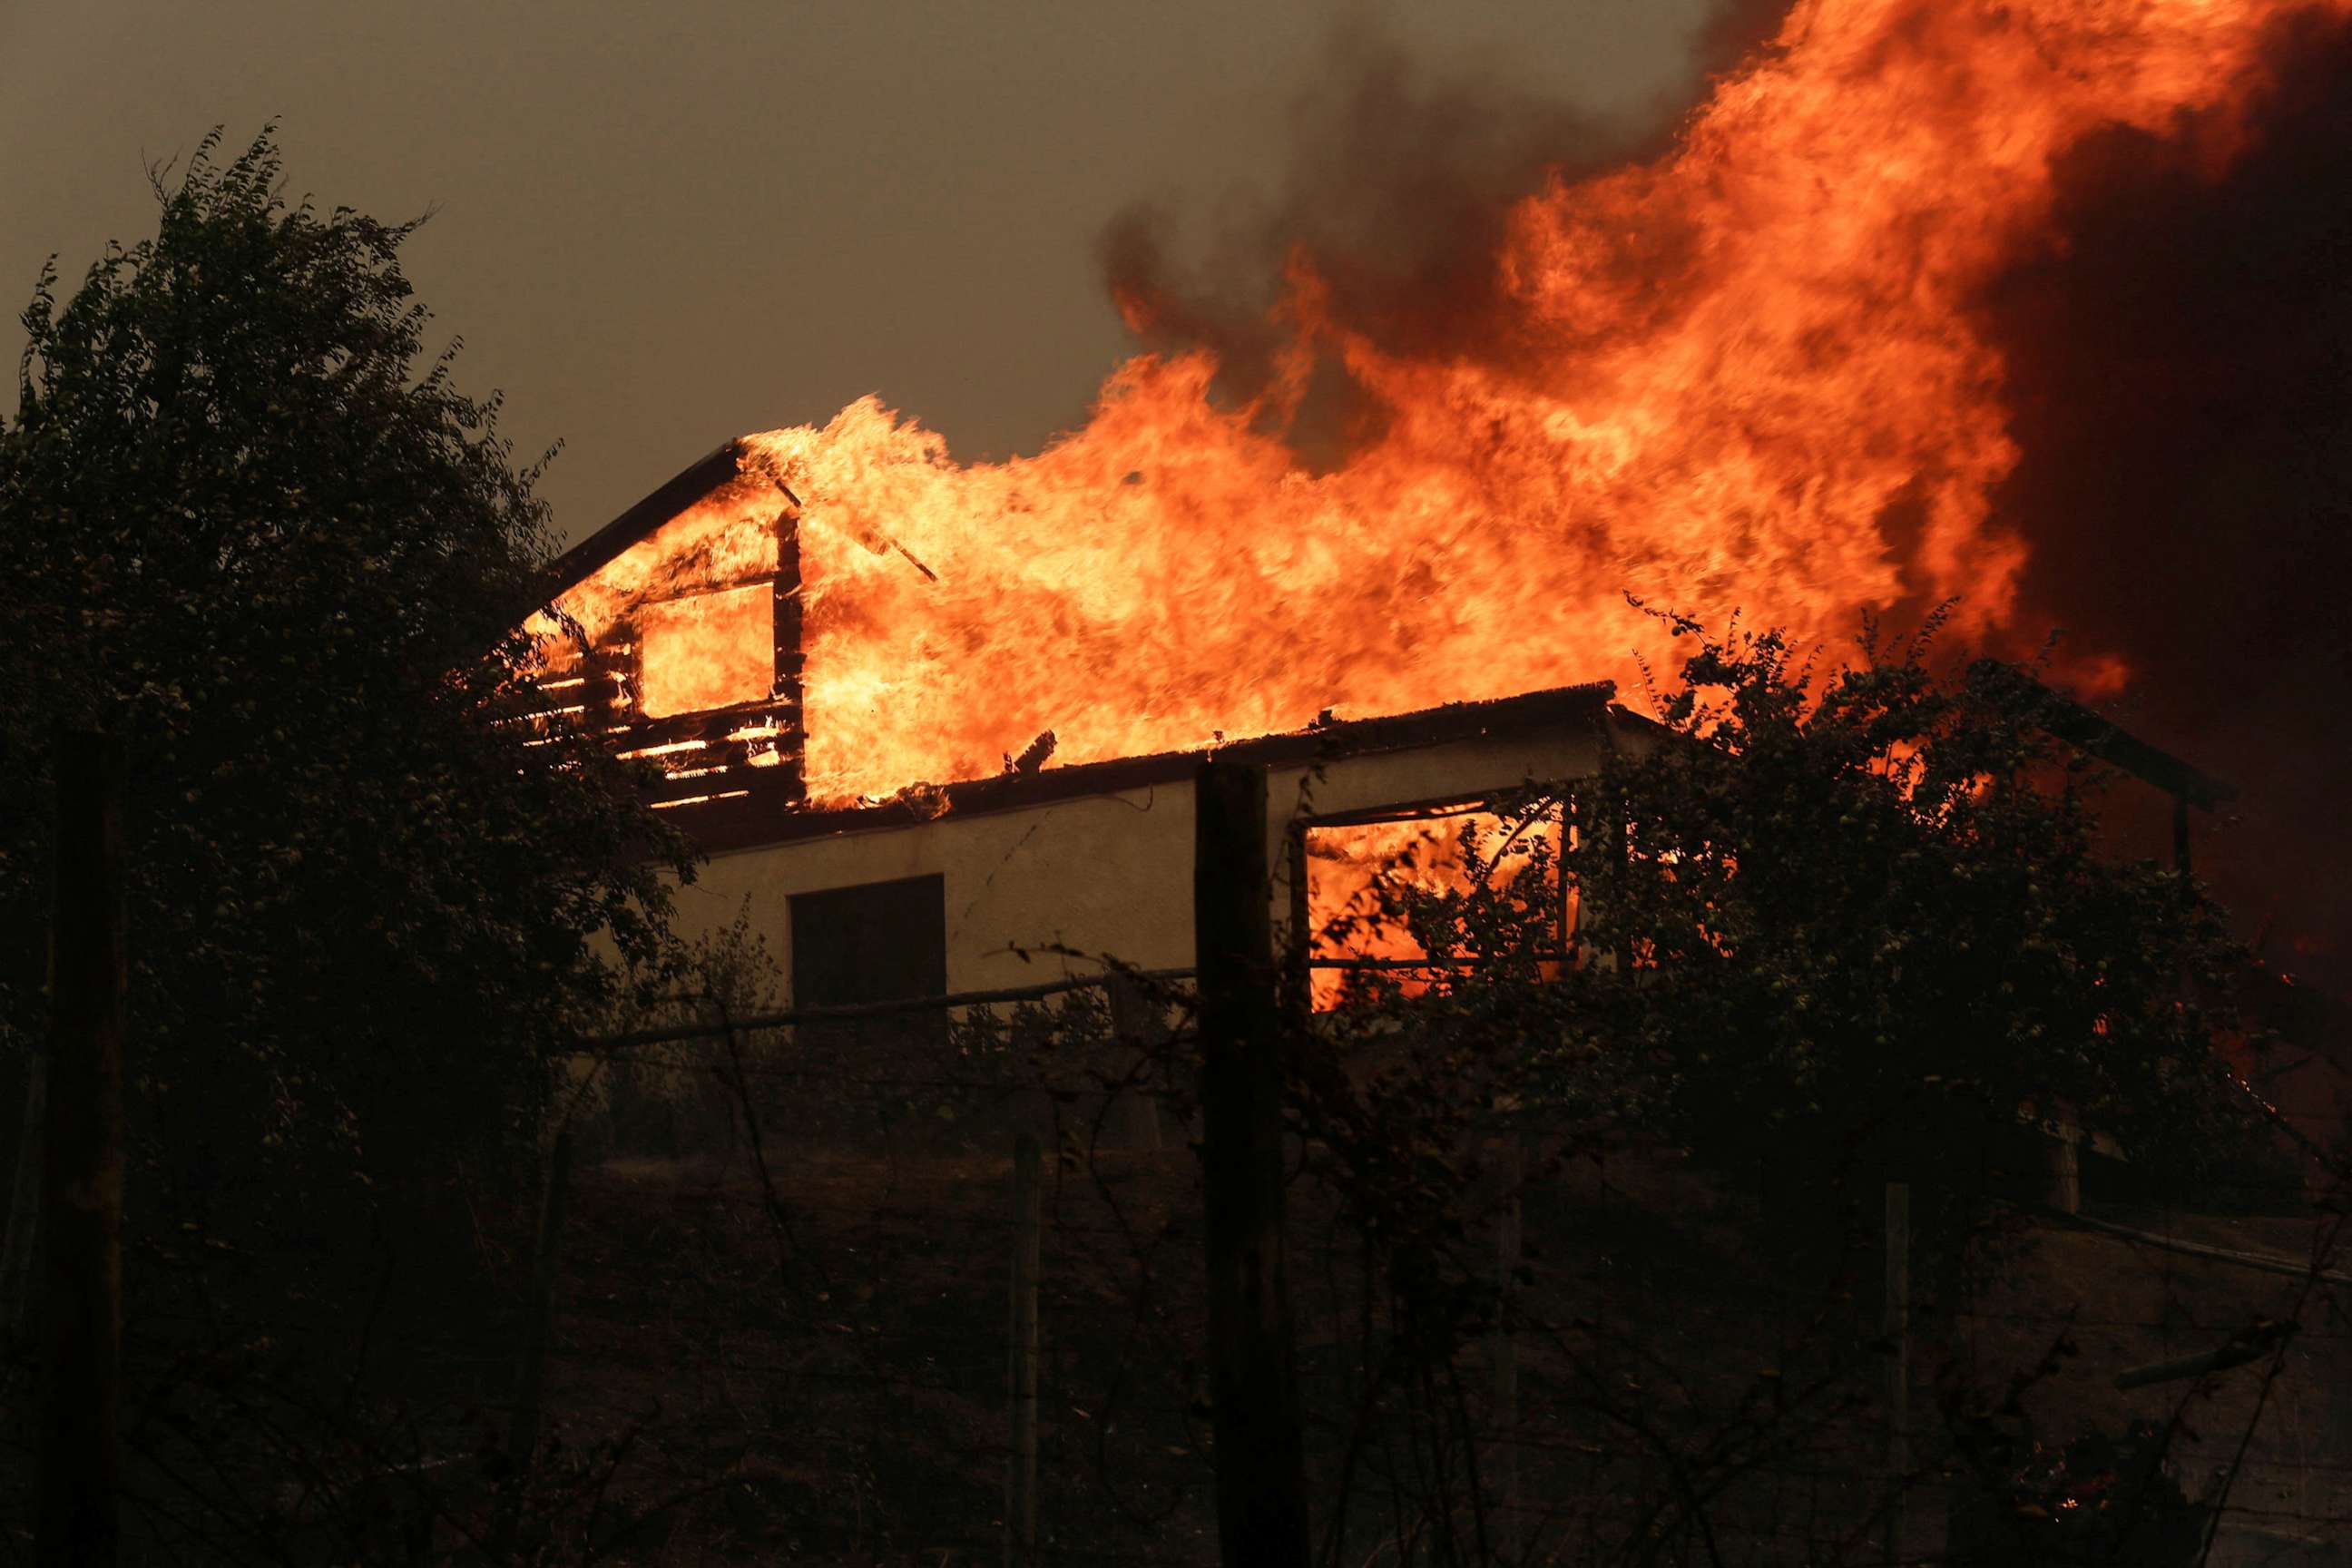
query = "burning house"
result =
(534, 440, 1645, 1009)
(531, 429, 2352, 1164)
(525, 0, 2347, 1054)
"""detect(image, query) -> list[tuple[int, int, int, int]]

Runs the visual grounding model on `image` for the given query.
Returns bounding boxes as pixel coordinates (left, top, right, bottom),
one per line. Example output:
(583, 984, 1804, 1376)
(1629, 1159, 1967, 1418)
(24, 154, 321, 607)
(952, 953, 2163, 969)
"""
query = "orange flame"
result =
(636, 584, 772, 719)
(1304, 812, 1565, 1008)
(554, 0, 2335, 807)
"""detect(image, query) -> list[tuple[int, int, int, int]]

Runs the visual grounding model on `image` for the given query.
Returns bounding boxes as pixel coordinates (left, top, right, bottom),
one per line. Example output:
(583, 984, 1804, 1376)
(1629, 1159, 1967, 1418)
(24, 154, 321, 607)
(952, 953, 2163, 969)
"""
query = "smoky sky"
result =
(0, 0, 1721, 538)
(1102, 0, 2352, 981)
(1979, 5, 2352, 985)
(8, 3, 2344, 973)
(1098, 1, 1798, 463)
(1100, 33, 1637, 406)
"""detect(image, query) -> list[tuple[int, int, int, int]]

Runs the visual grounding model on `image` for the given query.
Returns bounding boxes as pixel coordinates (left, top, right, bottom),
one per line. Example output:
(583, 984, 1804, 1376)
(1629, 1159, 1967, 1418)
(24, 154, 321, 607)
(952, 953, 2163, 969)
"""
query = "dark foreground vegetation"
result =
(2, 129, 2347, 1566)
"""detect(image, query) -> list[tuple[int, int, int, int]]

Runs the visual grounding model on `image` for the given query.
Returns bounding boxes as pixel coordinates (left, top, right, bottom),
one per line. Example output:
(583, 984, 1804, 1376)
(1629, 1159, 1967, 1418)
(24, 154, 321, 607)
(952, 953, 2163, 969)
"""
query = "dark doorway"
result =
(789, 874, 948, 1051)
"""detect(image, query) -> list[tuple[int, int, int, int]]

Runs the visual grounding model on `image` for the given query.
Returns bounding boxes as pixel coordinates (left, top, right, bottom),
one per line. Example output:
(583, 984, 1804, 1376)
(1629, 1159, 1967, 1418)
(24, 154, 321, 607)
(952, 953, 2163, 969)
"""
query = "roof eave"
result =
(534, 440, 750, 612)
(684, 680, 1622, 855)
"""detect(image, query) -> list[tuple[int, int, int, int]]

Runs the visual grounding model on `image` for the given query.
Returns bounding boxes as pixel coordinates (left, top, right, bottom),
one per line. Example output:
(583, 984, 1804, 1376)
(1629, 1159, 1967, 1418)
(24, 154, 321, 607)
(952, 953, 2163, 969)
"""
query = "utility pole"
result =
(1194, 760, 1310, 1568)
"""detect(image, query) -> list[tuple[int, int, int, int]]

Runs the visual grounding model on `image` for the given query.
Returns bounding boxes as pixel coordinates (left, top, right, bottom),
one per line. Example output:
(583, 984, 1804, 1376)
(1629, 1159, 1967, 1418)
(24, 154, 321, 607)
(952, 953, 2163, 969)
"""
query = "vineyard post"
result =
(1884, 1181, 1911, 1566)
(1006, 1132, 1042, 1566)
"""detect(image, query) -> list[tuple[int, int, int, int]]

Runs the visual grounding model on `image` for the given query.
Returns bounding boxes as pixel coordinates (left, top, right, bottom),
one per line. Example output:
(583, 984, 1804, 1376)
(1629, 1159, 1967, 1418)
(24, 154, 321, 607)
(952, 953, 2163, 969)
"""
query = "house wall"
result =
(670, 725, 1612, 1002)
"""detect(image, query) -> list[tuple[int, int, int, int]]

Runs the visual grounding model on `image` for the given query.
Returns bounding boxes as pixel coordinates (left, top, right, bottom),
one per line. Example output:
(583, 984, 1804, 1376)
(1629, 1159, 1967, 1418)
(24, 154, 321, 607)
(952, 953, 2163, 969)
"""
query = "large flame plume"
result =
(555, 0, 2347, 818)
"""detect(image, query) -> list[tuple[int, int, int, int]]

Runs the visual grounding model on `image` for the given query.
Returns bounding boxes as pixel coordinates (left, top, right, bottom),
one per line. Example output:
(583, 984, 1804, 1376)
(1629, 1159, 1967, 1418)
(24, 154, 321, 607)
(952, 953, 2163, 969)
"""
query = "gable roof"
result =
(1973, 661, 2237, 808)
(535, 439, 751, 608)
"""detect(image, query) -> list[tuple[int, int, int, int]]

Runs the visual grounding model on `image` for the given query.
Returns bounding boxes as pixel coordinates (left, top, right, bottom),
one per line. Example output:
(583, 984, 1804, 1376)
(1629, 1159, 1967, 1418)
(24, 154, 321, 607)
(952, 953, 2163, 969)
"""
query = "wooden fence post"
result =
(37, 728, 127, 1568)
(1884, 1181, 1910, 1567)
(1, 1052, 46, 1333)
(1494, 1135, 1524, 1564)
(1007, 1132, 1042, 1566)
(491, 1126, 574, 1558)
(2046, 1117, 2082, 1216)
(1194, 760, 1310, 1568)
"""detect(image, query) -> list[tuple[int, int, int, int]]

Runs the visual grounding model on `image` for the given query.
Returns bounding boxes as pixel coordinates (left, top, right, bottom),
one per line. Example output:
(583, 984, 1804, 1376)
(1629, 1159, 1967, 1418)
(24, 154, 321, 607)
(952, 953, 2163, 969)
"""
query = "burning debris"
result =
(1004, 730, 1057, 776)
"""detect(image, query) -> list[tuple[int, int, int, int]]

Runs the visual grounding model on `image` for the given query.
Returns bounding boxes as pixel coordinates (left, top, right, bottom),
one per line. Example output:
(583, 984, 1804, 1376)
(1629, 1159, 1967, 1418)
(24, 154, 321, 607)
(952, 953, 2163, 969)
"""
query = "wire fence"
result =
(5, 769, 2349, 1568)
(4, 960, 2347, 1566)
(411, 973, 2349, 1568)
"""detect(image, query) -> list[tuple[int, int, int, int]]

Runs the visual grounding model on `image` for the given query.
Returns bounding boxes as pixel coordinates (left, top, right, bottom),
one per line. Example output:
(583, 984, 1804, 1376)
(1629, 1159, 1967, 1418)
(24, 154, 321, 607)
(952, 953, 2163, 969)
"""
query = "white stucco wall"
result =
(668, 721, 1614, 1004)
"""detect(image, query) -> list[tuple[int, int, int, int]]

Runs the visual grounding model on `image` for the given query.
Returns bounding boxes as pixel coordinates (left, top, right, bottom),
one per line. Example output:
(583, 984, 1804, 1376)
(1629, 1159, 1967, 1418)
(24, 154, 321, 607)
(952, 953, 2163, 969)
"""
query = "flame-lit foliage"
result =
(1246, 616, 2272, 1558)
(1575, 612, 2252, 1185)
(1308, 613, 2260, 1253)
(0, 129, 689, 1217)
(1305, 808, 1567, 1011)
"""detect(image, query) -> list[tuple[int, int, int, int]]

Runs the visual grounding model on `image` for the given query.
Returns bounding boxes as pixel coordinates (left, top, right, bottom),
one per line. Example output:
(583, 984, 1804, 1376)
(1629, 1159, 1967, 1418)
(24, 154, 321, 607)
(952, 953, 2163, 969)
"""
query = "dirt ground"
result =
(502, 1129, 2351, 1565)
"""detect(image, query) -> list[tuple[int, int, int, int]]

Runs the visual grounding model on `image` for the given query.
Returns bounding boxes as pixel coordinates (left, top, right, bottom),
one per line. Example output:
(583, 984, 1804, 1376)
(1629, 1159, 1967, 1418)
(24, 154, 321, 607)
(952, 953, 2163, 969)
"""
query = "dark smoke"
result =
(1980, 6, 2352, 986)
(1102, 2, 2349, 981)
(1690, 0, 1807, 78)
(1099, 5, 1794, 466)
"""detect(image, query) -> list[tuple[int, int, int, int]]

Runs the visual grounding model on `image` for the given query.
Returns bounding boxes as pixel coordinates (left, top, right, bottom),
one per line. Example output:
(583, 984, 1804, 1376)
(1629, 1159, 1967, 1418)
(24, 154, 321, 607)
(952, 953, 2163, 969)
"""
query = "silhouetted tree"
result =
(1559, 611, 2255, 1223)
(0, 127, 688, 1257)
(1290, 612, 2266, 1559)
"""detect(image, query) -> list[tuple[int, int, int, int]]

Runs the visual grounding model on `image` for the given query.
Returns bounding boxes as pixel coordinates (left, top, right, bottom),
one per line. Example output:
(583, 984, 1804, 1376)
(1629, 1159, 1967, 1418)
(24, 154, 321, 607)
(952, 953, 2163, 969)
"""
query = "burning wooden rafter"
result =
(1004, 730, 1056, 776)
(525, 447, 809, 814)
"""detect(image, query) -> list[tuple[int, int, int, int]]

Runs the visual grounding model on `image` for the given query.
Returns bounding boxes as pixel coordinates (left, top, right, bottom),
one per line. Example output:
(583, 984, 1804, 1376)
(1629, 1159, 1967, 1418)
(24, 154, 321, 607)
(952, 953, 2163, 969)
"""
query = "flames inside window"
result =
(1304, 804, 1570, 1010)
(636, 584, 773, 718)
